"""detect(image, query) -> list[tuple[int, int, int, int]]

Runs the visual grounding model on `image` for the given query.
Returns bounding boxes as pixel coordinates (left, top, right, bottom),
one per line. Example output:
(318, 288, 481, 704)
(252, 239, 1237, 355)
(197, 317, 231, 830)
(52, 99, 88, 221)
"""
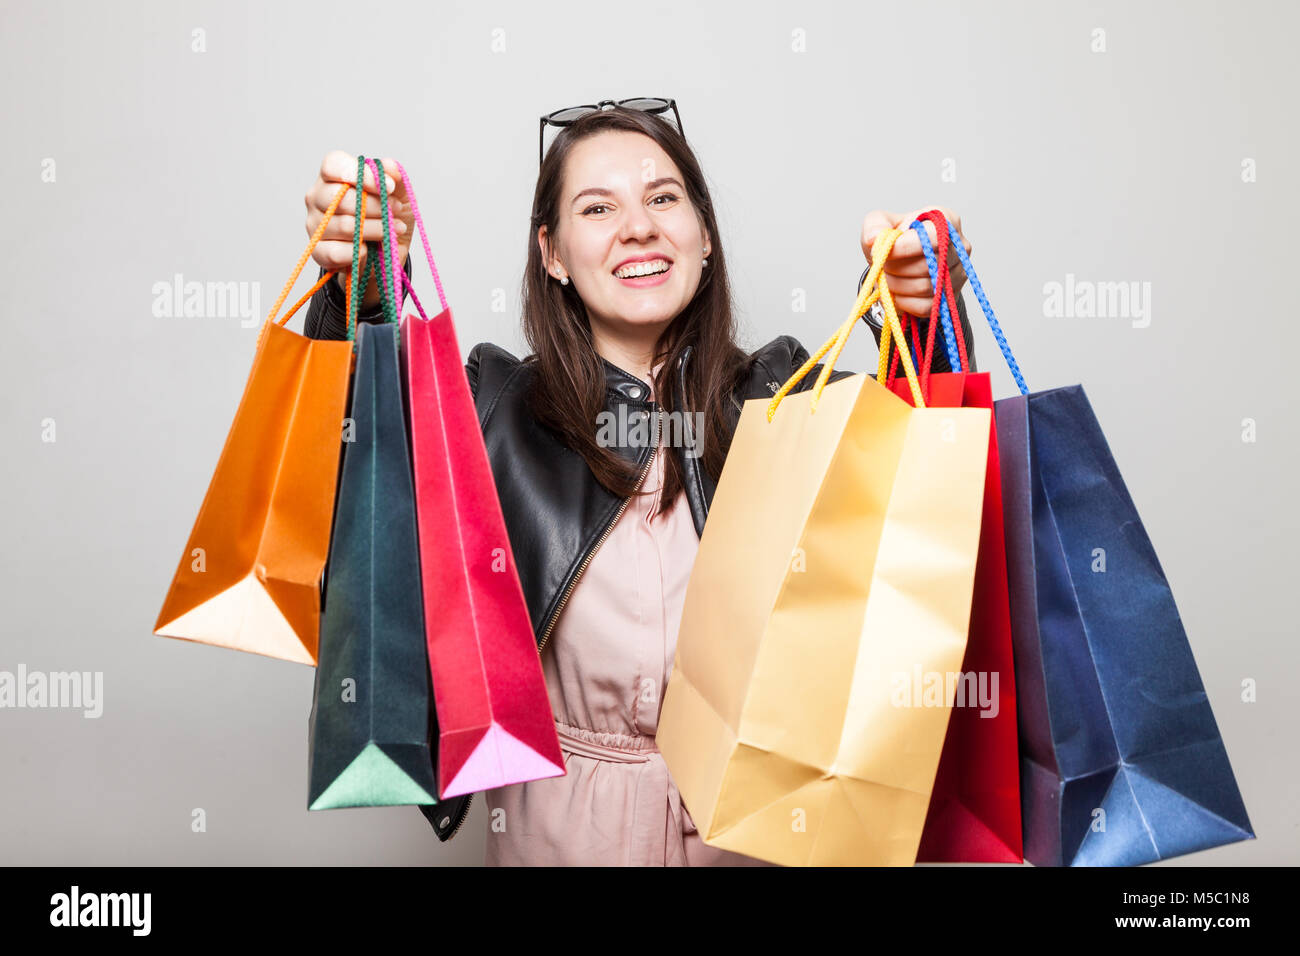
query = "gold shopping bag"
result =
(657, 227, 990, 866)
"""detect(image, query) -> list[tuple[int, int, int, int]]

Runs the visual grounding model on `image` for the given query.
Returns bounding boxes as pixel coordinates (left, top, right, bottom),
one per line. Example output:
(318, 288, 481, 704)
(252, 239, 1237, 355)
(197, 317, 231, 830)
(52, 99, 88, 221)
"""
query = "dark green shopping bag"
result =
(307, 318, 440, 809)
(307, 157, 442, 809)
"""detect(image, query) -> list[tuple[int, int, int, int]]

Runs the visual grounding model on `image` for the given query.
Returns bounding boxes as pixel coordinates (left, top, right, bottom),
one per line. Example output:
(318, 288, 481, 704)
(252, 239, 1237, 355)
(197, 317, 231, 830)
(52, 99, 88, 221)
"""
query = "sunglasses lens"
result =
(549, 106, 595, 123)
(619, 98, 669, 112)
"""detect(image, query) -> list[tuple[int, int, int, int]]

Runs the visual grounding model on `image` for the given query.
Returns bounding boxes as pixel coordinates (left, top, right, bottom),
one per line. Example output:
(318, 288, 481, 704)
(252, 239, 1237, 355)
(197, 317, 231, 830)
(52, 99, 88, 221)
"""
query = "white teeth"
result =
(614, 259, 670, 279)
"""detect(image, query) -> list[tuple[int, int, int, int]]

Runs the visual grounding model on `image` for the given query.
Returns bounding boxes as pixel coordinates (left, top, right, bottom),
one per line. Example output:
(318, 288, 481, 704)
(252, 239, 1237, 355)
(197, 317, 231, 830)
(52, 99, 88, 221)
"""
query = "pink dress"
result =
(483, 362, 775, 866)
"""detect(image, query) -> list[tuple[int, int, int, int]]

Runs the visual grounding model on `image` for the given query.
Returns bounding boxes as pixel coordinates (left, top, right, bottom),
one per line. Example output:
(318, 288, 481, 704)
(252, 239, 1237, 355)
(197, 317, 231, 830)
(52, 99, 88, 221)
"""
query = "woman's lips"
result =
(614, 262, 673, 287)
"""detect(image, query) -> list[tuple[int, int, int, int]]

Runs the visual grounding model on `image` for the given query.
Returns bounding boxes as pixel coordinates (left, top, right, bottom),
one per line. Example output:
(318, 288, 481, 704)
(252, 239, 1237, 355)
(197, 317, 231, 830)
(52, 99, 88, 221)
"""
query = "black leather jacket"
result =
(303, 268, 974, 842)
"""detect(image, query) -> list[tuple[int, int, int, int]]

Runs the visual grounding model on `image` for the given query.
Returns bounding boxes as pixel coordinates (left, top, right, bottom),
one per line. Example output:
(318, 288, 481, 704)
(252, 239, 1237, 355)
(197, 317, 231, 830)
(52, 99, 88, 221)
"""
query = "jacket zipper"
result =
(443, 421, 658, 843)
(444, 792, 472, 839)
(537, 437, 659, 653)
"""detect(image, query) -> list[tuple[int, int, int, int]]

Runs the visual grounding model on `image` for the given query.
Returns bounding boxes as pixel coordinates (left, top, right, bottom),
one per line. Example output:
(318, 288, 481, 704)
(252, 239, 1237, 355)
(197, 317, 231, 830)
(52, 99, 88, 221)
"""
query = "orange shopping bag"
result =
(154, 185, 355, 664)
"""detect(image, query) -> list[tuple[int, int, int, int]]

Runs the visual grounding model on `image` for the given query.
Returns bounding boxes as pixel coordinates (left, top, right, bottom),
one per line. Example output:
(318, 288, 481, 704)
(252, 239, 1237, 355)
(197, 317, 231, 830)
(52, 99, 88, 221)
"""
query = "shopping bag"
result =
(935, 220, 1254, 865)
(308, 320, 440, 807)
(384, 161, 563, 799)
(154, 183, 355, 665)
(876, 211, 1022, 863)
(308, 159, 442, 808)
(656, 226, 991, 866)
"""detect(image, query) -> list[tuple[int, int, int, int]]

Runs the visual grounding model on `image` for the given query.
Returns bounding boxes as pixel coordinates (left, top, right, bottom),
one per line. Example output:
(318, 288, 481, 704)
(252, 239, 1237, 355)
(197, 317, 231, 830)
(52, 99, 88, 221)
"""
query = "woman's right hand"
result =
(860, 207, 971, 319)
(304, 151, 414, 309)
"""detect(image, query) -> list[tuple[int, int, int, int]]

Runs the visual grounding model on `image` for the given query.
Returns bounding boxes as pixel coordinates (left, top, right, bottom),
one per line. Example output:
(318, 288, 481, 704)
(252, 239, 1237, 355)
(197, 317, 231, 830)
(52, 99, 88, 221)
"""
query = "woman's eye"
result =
(582, 194, 677, 215)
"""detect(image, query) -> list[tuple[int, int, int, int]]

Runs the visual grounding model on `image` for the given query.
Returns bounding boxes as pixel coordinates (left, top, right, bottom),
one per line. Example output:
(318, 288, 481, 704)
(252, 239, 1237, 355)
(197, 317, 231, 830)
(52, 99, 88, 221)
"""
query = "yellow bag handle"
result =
(871, 237, 924, 403)
(766, 226, 924, 421)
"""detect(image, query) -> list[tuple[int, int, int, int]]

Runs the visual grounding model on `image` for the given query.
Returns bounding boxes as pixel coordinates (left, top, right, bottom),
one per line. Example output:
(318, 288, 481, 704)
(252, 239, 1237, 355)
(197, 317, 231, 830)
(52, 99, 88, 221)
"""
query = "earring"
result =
(702, 247, 709, 268)
(560, 275, 569, 285)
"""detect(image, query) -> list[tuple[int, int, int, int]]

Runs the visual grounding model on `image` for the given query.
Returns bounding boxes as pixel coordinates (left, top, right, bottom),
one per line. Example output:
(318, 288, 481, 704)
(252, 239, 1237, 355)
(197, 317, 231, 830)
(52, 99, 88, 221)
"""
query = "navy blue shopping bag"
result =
(944, 222, 1253, 865)
(996, 386, 1253, 865)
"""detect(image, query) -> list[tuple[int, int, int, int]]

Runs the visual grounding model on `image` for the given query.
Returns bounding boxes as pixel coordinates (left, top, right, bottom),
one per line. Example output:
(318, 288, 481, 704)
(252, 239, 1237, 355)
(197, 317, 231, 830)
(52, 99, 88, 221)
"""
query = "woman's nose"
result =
(619, 205, 658, 241)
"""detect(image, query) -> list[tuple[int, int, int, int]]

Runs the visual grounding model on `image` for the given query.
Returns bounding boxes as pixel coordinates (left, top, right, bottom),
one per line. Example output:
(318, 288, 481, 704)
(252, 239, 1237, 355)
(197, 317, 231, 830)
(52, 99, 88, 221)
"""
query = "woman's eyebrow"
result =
(570, 177, 685, 205)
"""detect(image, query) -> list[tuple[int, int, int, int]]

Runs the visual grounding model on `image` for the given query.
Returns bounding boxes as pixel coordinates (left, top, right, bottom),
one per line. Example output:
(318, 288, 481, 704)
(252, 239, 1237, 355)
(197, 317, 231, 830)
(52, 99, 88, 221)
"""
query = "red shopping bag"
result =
(877, 210, 1022, 862)
(377, 161, 564, 799)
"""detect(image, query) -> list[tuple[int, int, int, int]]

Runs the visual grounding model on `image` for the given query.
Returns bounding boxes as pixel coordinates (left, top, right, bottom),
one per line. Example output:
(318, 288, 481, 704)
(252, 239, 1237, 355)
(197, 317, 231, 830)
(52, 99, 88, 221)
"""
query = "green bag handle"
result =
(364, 156, 401, 326)
(345, 155, 392, 343)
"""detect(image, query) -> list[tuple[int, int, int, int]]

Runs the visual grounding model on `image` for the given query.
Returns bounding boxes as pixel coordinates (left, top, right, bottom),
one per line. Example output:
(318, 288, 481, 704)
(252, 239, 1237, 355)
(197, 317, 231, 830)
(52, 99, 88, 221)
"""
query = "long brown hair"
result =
(522, 106, 749, 520)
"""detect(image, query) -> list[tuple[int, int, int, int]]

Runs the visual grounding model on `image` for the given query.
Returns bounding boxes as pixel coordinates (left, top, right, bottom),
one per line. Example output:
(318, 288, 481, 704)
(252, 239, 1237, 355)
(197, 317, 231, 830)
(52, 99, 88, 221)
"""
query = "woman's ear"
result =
(538, 224, 564, 280)
(537, 224, 551, 267)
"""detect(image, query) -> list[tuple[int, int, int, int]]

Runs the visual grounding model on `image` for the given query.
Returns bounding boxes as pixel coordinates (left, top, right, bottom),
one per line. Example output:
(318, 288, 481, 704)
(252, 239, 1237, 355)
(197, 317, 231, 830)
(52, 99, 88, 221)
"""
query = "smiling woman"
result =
(299, 102, 976, 866)
(523, 110, 745, 519)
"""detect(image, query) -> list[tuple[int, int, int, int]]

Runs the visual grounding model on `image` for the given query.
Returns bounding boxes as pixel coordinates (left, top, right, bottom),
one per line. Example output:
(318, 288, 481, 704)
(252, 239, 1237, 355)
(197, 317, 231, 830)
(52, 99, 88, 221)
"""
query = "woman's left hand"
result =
(860, 207, 970, 318)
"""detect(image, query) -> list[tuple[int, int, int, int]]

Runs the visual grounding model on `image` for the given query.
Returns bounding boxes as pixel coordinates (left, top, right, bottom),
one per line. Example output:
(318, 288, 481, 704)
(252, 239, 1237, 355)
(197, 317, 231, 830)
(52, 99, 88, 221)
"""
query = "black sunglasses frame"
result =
(539, 98, 683, 165)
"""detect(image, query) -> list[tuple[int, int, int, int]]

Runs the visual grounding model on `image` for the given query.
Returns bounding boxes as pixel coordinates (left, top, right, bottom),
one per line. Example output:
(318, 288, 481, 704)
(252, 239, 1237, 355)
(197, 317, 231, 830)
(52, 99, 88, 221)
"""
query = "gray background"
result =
(1, 0, 1294, 865)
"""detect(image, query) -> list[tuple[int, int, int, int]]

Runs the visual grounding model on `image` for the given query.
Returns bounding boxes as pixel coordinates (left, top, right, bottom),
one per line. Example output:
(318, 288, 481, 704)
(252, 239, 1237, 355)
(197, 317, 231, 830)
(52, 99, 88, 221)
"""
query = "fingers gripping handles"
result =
(258, 156, 452, 354)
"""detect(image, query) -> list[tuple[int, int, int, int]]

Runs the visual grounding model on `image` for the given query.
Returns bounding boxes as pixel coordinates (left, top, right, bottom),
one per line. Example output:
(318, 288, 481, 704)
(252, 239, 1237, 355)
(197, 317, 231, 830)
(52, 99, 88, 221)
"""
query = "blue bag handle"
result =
(908, 216, 1030, 395)
(907, 220, 961, 372)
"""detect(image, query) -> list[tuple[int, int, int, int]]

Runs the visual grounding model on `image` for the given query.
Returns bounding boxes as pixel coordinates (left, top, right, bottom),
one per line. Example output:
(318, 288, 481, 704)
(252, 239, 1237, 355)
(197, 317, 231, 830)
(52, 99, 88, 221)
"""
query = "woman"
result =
(300, 103, 977, 866)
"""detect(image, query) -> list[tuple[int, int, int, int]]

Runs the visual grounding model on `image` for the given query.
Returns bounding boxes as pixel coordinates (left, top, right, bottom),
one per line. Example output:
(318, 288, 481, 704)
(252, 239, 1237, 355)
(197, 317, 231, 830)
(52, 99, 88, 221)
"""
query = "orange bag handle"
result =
(255, 182, 349, 348)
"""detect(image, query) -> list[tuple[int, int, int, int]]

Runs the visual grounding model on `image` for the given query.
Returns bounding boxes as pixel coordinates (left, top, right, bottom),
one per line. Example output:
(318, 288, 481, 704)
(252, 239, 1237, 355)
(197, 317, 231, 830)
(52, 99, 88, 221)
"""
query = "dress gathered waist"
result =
(551, 718, 689, 865)
(554, 719, 661, 762)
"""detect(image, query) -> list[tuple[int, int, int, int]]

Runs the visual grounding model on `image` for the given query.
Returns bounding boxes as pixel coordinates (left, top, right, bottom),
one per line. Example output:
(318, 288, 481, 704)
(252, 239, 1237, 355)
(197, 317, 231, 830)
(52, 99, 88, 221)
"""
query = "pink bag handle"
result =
(367, 159, 449, 320)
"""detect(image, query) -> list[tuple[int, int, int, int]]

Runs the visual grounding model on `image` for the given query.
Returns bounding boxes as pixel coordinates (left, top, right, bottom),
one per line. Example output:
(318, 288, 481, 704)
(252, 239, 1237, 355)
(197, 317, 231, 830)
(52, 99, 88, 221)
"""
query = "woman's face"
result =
(540, 130, 710, 343)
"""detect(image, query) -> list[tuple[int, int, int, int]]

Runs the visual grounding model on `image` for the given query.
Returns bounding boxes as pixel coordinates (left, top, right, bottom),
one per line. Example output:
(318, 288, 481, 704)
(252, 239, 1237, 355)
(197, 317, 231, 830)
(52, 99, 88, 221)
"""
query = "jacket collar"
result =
(599, 354, 660, 403)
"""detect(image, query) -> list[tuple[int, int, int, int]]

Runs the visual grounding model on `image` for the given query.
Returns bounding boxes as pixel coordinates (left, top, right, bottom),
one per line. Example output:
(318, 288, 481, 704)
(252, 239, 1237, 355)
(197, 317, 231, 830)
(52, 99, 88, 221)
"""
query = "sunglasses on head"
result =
(539, 97, 683, 165)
